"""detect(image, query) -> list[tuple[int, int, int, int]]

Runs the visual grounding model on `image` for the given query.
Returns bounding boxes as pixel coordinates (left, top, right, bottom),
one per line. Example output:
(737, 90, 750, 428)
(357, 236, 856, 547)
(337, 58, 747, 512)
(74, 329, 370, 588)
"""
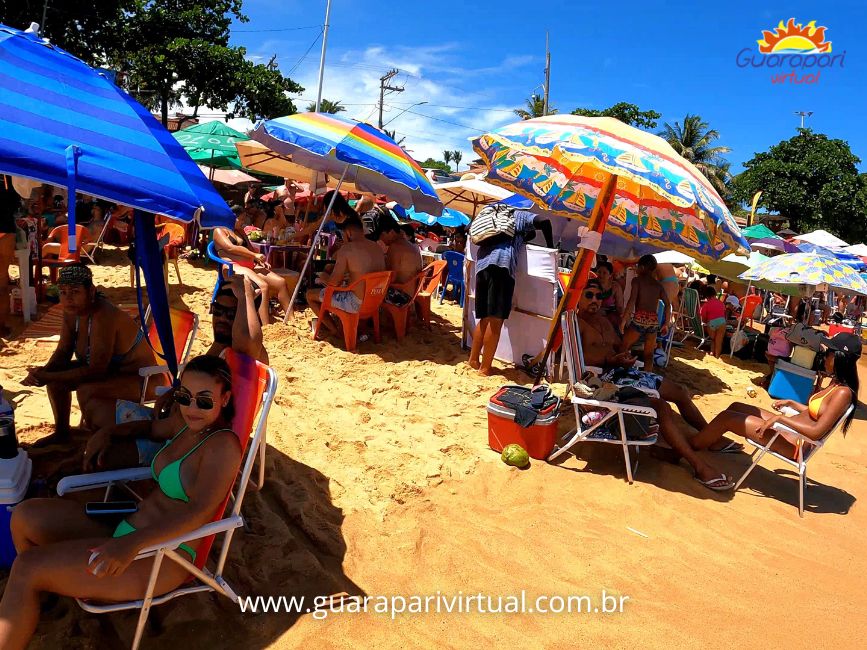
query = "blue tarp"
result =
(796, 242, 865, 270)
(0, 23, 234, 379)
(402, 205, 470, 228)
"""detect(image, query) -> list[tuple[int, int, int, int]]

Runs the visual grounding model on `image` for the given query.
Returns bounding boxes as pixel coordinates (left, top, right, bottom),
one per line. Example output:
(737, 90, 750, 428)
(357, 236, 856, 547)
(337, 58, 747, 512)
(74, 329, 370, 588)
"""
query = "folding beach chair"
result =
(81, 211, 112, 264)
(681, 287, 709, 350)
(547, 310, 658, 484)
(138, 306, 200, 404)
(56, 349, 277, 649)
(733, 403, 854, 517)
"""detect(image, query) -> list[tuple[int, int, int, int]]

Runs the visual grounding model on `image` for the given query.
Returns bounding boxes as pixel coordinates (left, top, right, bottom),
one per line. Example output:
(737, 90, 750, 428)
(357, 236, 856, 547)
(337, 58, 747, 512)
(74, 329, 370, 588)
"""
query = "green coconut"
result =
(501, 444, 530, 468)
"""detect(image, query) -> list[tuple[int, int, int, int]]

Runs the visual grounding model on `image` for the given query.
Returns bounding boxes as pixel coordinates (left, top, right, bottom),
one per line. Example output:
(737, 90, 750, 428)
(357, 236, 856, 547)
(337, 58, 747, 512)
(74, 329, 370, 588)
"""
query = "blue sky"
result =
(225, 0, 867, 172)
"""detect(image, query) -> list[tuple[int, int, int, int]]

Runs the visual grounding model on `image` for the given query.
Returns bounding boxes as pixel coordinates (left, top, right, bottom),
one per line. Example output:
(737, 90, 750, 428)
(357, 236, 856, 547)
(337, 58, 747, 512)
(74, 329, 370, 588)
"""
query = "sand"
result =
(1, 248, 866, 649)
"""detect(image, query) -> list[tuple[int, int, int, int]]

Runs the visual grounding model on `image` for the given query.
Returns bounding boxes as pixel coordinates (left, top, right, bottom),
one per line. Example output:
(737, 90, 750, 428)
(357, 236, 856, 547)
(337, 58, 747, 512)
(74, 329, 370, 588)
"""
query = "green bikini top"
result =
(151, 425, 231, 503)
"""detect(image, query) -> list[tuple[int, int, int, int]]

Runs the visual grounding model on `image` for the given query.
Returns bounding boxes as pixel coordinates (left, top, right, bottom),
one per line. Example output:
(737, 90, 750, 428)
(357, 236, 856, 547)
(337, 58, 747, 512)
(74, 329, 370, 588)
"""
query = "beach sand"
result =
(1, 248, 866, 649)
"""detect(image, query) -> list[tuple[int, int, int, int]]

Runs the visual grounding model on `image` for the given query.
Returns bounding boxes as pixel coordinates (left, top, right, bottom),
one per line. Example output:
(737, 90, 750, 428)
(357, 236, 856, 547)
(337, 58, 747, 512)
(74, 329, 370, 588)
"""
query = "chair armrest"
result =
(134, 516, 245, 559)
(139, 364, 170, 378)
(572, 396, 657, 418)
(57, 467, 152, 496)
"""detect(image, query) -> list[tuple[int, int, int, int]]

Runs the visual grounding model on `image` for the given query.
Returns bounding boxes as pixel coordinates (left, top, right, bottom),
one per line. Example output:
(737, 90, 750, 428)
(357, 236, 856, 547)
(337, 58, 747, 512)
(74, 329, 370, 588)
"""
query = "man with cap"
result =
(21, 265, 158, 446)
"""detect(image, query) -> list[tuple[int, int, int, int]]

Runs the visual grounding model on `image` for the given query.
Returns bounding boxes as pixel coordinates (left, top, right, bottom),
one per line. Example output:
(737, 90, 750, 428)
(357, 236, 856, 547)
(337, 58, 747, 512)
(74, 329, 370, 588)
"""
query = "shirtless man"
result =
(21, 265, 159, 446)
(619, 254, 669, 370)
(380, 218, 422, 284)
(306, 215, 386, 335)
(577, 280, 734, 489)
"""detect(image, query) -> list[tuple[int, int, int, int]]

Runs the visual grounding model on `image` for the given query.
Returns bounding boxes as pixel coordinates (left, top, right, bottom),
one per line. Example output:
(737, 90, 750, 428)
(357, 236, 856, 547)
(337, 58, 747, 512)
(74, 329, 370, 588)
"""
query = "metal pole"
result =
(40, 0, 49, 35)
(314, 0, 332, 113)
(284, 165, 348, 322)
(543, 32, 551, 116)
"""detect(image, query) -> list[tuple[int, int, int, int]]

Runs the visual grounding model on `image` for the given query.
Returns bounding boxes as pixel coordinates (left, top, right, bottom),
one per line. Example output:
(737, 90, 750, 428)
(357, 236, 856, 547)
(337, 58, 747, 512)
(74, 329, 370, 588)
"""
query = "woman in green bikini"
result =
(0, 356, 241, 650)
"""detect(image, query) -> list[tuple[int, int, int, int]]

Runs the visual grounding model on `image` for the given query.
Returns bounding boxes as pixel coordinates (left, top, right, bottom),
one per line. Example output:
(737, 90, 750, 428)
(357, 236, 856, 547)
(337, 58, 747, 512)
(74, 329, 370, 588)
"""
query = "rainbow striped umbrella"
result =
(251, 113, 442, 215)
(473, 115, 749, 265)
(739, 253, 867, 295)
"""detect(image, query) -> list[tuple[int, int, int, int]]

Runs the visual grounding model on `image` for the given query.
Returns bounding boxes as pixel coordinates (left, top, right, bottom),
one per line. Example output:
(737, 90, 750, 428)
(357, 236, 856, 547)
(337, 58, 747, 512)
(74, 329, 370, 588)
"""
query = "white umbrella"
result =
(653, 251, 694, 264)
(434, 176, 514, 216)
(843, 243, 867, 257)
(197, 165, 258, 186)
(793, 229, 849, 249)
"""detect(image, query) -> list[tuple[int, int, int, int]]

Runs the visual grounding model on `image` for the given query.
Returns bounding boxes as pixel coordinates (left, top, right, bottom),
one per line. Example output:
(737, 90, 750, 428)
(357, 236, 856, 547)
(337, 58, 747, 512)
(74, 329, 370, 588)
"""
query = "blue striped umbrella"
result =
(403, 205, 470, 228)
(0, 24, 233, 236)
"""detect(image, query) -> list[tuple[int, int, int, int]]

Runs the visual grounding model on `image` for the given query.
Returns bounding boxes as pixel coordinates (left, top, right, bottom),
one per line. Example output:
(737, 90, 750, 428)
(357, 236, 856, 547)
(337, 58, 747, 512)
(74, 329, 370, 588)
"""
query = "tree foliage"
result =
(451, 150, 463, 171)
(514, 94, 555, 120)
(659, 114, 732, 196)
(420, 158, 451, 173)
(732, 129, 867, 242)
(307, 98, 345, 114)
(571, 102, 661, 130)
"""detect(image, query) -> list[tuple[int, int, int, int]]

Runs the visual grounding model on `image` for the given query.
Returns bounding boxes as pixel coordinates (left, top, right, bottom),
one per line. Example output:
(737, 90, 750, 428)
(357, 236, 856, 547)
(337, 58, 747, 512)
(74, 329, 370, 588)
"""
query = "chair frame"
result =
(314, 271, 393, 351)
(81, 212, 112, 264)
(414, 259, 448, 328)
(547, 310, 658, 483)
(383, 267, 429, 341)
(681, 287, 709, 350)
(206, 240, 235, 302)
(56, 359, 278, 649)
(733, 403, 854, 517)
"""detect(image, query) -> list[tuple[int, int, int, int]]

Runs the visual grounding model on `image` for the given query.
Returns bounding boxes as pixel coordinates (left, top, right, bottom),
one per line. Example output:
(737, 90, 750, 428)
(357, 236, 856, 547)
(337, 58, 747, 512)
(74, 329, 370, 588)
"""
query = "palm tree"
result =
(382, 128, 406, 147)
(306, 98, 346, 114)
(451, 150, 463, 172)
(442, 150, 453, 168)
(659, 114, 732, 195)
(514, 94, 556, 120)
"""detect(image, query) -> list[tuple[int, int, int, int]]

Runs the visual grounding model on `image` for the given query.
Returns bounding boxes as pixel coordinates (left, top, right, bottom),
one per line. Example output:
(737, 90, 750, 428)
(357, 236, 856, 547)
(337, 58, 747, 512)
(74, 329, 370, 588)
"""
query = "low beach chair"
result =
(138, 306, 200, 404)
(314, 270, 393, 351)
(681, 287, 709, 350)
(733, 403, 854, 517)
(81, 212, 112, 264)
(383, 269, 427, 341)
(57, 349, 277, 649)
(414, 260, 448, 328)
(547, 310, 658, 484)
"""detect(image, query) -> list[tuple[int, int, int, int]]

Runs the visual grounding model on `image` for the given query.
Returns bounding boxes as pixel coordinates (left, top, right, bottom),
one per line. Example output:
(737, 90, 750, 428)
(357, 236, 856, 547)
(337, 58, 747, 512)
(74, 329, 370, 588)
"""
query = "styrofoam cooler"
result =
(768, 360, 817, 404)
(790, 345, 817, 369)
(0, 450, 32, 567)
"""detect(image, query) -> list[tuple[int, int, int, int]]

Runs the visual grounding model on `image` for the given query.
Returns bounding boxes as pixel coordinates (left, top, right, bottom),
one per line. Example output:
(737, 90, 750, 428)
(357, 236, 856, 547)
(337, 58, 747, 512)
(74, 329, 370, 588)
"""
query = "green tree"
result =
(731, 129, 867, 242)
(451, 150, 463, 171)
(514, 94, 555, 120)
(420, 158, 451, 174)
(442, 150, 453, 166)
(659, 114, 732, 195)
(307, 98, 346, 114)
(382, 128, 406, 147)
(571, 102, 661, 130)
(230, 57, 302, 121)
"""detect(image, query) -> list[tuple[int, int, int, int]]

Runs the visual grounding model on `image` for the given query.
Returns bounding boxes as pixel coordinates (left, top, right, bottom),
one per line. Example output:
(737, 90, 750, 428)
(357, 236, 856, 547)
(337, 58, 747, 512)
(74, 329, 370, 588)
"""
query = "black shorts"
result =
(475, 265, 515, 320)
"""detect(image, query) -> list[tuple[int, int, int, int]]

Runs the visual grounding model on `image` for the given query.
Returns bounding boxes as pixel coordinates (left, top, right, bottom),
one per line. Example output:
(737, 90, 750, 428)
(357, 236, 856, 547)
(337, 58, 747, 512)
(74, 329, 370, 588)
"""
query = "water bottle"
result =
(0, 387, 17, 459)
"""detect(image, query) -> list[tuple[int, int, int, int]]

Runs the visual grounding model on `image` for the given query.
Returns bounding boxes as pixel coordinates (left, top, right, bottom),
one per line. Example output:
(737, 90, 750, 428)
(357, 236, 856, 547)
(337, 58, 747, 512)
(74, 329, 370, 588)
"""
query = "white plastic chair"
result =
(733, 403, 855, 517)
(547, 310, 658, 483)
(57, 351, 277, 649)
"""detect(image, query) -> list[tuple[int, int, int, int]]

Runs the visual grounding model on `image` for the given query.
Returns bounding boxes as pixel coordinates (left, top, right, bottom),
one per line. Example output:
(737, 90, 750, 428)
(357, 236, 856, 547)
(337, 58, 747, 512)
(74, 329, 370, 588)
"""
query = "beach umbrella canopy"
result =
(473, 115, 750, 265)
(653, 250, 695, 265)
(742, 223, 779, 240)
(403, 205, 470, 228)
(434, 176, 515, 216)
(749, 237, 801, 253)
(795, 242, 864, 270)
(174, 121, 249, 169)
(704, 250, 769, 281)
(740, 253, 867, 295)
(843, 243, 867, 257)
(251, 113, 443, 215)
(794, 229, 849, 248)
(197, 165, 258, 186)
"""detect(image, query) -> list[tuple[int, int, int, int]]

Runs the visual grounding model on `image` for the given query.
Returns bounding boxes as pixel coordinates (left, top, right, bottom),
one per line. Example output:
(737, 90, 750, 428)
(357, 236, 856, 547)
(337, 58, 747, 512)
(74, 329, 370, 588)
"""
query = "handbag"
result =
(469, 204, 516, 245)
(785, 323, 823, 352)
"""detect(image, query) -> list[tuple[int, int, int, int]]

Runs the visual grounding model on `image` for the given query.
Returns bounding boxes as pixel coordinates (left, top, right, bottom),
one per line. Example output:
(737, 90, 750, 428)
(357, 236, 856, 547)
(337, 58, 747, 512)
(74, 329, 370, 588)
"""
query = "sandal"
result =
(520, 354, 545, 377)
(695, 473, 734, 492)
(714, 440, 745, 454)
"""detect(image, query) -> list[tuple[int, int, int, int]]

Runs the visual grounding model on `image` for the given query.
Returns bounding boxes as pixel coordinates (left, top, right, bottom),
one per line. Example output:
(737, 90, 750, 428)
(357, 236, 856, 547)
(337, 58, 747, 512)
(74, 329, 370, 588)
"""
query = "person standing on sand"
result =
(0, 175, 21, 337)
(306, 216, 386, 336)
(619, 255, 669, 371)
(468, 209, 552, 376)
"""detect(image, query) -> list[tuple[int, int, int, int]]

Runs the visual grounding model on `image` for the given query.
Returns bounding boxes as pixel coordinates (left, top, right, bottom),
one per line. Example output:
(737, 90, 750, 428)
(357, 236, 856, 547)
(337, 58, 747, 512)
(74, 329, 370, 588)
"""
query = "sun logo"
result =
(757, 18, 831, 54)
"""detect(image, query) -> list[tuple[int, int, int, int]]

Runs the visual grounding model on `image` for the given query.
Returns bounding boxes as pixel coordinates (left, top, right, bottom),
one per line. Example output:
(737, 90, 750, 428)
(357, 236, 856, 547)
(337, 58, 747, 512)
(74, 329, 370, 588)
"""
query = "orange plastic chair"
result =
(740, 294, 763, 328)
(383, 268, 429, 341)
(42, 224, 92, 282)
(139, 306, 200, 403)
(159, 222, 186, 284)
(314, 271, 393, 351)
(414, 260, 448, 328)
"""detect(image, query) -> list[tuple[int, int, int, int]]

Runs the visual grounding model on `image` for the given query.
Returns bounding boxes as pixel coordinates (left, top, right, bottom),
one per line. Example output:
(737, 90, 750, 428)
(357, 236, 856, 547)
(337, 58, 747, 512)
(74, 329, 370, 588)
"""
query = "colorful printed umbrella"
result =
(174, 121, 249, 169)
(251, 113, 443, 215)
(739, 253, 867, 295)
(793, 242, 865, 270)
(472, 115, 750, 265)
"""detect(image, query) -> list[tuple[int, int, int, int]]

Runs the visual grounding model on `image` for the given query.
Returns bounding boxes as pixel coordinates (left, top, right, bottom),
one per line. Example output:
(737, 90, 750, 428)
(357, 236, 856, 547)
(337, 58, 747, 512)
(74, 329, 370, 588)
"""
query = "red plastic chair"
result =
(740, 294, 763, 328)
(159, 222, 187, 284)
(383, 268, 428, 341)
(413, 260, 448, 328)
(314, 271, 393, 351)
(42, 224, 91, 282)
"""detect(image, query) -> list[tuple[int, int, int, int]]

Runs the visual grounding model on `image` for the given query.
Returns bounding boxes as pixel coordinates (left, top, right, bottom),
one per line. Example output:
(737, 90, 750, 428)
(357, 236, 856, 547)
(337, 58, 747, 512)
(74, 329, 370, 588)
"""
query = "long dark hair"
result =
(831, 350, 859, 433)
(322, 190, 358, 221)
(182, 355, 235, 424)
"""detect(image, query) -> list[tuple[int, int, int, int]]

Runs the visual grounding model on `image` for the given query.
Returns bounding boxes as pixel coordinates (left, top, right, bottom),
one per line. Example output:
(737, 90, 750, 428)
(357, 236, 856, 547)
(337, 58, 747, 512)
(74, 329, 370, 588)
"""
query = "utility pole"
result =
(542, 32, 551, 116)
(378, 69, 403, 129)
(794, 110, 813, 129)
(40, 0, 50, 36)
(314, 0, 332, 113)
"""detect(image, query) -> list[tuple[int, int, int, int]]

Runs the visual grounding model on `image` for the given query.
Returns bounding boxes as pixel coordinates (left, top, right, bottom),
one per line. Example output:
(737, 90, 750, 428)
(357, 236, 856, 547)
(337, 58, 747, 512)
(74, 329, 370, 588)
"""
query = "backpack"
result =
(469, 204, 516, 245)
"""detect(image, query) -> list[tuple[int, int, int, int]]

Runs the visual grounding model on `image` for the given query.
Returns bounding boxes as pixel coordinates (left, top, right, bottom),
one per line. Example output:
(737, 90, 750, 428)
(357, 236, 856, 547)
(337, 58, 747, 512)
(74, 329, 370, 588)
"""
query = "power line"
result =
(285, 29, 323, 76)
(387, 107, 489, 133)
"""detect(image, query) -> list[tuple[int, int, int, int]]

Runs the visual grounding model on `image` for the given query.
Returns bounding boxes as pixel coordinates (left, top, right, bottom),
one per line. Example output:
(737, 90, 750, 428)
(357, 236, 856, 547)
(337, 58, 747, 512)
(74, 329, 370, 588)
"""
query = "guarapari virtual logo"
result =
(736, 18, 845, 84)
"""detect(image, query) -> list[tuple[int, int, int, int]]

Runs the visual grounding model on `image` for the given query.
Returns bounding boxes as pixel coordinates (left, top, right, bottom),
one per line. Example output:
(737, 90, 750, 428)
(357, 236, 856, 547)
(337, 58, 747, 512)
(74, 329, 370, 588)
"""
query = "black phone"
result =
(85, 501, 138, 516)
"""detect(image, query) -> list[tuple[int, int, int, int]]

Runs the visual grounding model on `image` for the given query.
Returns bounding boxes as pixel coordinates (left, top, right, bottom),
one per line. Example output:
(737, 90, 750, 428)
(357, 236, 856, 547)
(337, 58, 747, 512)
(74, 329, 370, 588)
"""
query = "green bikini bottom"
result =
(113, 519, 196, 563)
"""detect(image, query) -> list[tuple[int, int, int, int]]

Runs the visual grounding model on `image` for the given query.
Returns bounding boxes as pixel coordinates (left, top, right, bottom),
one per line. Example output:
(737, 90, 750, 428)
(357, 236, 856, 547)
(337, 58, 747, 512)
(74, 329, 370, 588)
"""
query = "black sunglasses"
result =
(584, 291, 604, 300)
(173, 389, 216, 410)
(210, 303, 237, 320)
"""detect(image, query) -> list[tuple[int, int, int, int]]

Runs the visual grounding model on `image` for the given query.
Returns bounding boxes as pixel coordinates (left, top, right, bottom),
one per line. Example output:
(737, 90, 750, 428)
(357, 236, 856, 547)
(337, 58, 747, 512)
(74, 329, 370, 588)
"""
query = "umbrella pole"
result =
(533, 173, 618, 384)
(728, 279, 752, 359)
(283, 165, 348, 323)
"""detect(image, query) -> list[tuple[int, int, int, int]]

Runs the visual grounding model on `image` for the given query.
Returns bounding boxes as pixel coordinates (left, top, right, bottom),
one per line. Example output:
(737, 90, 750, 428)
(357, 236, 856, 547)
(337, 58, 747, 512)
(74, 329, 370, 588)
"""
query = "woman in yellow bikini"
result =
(690, 333, 860, 462)
(0, 356, 241, 650)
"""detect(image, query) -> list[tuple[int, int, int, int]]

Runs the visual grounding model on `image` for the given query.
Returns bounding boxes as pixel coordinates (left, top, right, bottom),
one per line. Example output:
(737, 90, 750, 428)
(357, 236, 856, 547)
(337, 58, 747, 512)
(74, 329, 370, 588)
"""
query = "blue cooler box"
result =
(768, 360, 817, 404)
(0, 450, 32, 567)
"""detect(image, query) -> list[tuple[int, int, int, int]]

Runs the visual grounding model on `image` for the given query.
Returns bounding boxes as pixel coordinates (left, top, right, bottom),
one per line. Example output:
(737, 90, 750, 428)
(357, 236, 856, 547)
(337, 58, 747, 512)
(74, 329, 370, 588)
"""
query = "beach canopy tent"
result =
(434, 176, 515, 216)
(0, 23, 234, 378)
(173, 121, 249, 169)
(741, 223, 779, 240)
(198, 165, 258, 186)
(401, 205, 470, 228)
(794, 229, 849, 249)
(795, 242, 865, 270)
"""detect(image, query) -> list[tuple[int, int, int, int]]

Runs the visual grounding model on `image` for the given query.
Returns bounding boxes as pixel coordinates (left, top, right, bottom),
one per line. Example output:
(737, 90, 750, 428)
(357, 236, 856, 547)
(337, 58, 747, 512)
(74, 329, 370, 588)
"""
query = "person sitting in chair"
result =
(379, 217, 423, 308)
(0, 356, 242, 650)
(691, 333, 859, 460)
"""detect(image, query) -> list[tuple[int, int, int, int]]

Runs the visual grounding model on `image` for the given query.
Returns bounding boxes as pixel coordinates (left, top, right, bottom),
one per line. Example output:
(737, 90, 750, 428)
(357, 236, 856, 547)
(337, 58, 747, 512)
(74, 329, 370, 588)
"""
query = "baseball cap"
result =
(821, 332, 862, 356)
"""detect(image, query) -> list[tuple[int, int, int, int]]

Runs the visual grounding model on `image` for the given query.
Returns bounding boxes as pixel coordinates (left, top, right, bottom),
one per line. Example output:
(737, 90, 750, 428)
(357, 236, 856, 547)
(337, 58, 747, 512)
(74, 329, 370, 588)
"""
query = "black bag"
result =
(753, 333, 770, 362)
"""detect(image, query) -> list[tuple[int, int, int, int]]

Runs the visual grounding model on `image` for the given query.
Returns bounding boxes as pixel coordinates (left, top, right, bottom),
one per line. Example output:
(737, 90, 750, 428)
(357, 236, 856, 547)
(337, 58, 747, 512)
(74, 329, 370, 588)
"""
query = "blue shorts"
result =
(116, 399, 161, 466)
(321, 288, 362, 314)
(707, 317, 726, 330)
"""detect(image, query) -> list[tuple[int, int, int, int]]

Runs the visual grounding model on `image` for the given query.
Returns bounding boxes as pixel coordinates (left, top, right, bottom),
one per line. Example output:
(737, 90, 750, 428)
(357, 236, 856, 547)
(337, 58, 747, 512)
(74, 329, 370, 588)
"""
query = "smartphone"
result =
(85, 501, 138, 516)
